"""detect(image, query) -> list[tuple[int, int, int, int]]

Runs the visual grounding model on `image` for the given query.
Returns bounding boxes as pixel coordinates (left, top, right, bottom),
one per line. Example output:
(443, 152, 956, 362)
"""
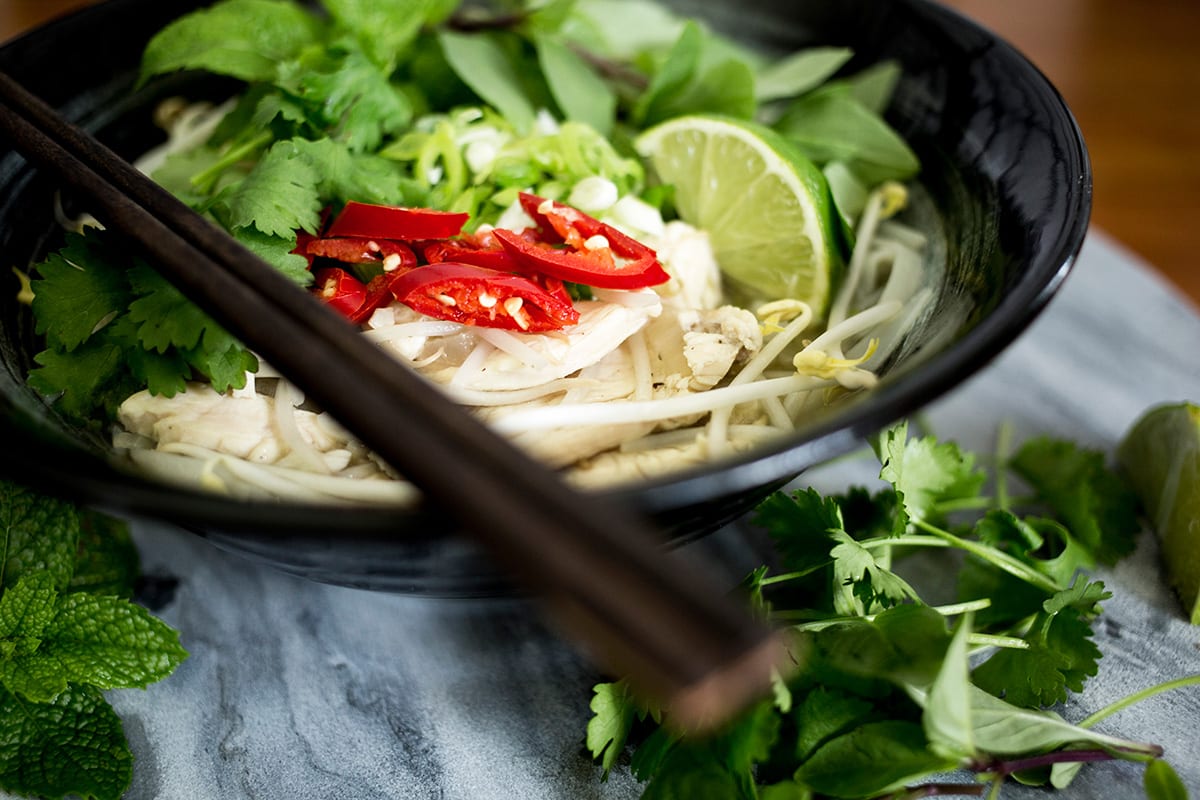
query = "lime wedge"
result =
(1116, 402, 1200, 624)
(635, 114, 843, 314)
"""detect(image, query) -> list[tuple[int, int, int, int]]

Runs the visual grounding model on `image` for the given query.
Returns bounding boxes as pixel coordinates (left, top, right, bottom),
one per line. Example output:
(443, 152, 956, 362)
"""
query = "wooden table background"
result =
(3, 0, 1197, 304)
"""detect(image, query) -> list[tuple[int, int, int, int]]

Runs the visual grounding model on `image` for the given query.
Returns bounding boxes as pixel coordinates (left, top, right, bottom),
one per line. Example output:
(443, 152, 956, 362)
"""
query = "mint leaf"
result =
(0, 573, 57, 660)
(0, 683, 132, 800)
(0, 481, 80, 592)
(29, 234, 132, 352)
(139, 0, 322, 84)
(1010, 437, 1141, 565)
(1, 583, 187, 703)
(67, 513, 139, 598)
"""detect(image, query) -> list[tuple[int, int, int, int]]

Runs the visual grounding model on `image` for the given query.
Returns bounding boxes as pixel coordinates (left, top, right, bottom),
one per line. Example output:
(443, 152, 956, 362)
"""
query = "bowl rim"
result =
(0, 0, 1091, 543)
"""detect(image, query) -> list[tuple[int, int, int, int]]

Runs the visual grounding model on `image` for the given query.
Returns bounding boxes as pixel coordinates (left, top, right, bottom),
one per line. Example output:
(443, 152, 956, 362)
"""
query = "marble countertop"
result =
(26, 232, 1200, 799)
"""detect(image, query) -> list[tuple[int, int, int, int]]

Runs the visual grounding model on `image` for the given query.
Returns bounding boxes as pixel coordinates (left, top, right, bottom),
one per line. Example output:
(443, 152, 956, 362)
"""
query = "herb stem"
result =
(995, 420, 1014, 511)
(912, 518, 1061, 593)
(191, 131, 273, 192)
(933, 496, 994, 514)
(967, 633, 1029, 651)
(876, 783, 987, 799)
(1078, 674, 1200, 729)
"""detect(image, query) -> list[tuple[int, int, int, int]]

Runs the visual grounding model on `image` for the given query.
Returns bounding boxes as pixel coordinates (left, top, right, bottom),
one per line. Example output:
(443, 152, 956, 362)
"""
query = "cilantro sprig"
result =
(0, 479, 186, 800)
(586, 422, 1196, 799)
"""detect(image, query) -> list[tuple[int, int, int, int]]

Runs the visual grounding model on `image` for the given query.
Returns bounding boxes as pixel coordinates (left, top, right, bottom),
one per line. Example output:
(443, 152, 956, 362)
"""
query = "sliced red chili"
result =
(302, 237, 418, 270)
(492, 228, 669, 290)
(326, 201, 469, 241)
(313, 267, 368, 319)
(422, 239, 516, 272)
(501, 192, 669, 289)
(390, 262, 580, 332)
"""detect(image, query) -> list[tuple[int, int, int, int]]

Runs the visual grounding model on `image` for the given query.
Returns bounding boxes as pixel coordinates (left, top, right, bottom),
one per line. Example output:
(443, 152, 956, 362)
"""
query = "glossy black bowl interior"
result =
(0, 0, 1089, 593)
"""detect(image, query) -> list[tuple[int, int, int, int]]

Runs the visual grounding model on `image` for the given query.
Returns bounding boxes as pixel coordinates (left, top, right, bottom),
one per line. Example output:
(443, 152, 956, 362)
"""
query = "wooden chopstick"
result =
(0, 71, 788, 729)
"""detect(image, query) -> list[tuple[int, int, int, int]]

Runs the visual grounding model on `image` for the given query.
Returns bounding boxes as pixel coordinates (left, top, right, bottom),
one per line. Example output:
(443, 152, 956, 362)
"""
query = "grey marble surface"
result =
(17, 232, 1200, 800)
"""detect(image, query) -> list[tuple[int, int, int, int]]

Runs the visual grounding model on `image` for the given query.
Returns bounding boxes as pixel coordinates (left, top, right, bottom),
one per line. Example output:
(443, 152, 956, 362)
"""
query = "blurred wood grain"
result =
(3, 0, 1197, 304)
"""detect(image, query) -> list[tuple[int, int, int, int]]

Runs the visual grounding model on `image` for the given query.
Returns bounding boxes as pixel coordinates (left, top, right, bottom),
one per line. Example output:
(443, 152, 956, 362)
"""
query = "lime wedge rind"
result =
(1117, 402, 1200, 624)
(634, 114, 843, 315)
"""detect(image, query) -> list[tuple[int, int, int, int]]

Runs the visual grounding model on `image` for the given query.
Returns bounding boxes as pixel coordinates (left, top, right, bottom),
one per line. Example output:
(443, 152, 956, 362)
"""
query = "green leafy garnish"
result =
(586, 423, 1194, 798)
(0, 479, 187, 800)
(25, 0, 923, 425)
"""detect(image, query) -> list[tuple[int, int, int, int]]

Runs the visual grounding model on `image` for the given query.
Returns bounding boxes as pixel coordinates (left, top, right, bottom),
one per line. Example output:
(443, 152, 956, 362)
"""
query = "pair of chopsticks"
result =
(0, 70, 787, 729)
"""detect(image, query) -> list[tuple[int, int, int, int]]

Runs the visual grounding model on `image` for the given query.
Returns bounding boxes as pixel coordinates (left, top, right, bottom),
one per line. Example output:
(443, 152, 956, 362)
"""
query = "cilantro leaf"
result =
(974, 510, 1094, 586)
(278, 44, 414, 152)
(1010, 437, 1141, 565)
(587, 680, 641, 778)
(830, 486, 898, 541)
(26, 337, 133, 421)
(289, 138, 422, 209)
(972, 580, 1109, 708)
(139, 0, 322, 84)
(228, 227, 311, 286)
(0, 683, 132, 800)
(217, 138, 323, 237)
(828, 530, 918, 615)
(640, 701, 778, 800)
(29, 234, 132, 352)
(324, 0, 457, 70)
(124, 264, 255, 393)
(874, 421, 986, 534)
(0, 481, 80, 592)
(755, 487, 842, 575)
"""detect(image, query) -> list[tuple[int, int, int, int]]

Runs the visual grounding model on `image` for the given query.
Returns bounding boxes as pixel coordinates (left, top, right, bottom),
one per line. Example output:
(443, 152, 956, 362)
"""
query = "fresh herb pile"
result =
(23, 0, 918, 427)
(586, 422, 1198, 799)
(0, 481, 186, 800)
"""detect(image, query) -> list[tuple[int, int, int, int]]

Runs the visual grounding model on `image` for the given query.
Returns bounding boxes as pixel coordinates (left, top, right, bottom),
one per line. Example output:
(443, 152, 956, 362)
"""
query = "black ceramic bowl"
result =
(0, 0, 1089, 594)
